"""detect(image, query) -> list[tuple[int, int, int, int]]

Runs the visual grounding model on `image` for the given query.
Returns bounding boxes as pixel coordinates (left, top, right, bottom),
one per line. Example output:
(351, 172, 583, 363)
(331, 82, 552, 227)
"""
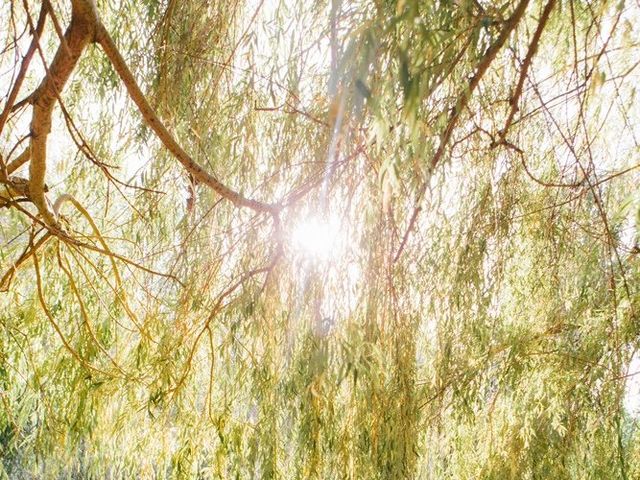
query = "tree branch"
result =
(394, 0, 531, 262)
(94, 22, 277, 215)
(0, 1, 47, 139)
(5, 146, 31, 175)
(498, 0, 557, 142)
(28, 0, 97, 226)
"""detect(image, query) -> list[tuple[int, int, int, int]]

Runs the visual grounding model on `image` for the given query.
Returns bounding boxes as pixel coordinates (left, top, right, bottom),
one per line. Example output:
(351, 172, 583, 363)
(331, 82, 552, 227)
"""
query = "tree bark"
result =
(28, 0, 98, 225)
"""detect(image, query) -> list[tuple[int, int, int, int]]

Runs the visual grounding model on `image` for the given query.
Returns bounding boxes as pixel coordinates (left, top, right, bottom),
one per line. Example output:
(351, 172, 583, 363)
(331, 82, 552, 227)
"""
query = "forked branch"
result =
(394, 0, 532, 262)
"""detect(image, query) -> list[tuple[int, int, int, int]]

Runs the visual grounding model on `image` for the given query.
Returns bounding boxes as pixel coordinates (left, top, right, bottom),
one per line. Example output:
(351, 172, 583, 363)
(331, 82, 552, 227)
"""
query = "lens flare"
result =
(290, 215, 343, 260)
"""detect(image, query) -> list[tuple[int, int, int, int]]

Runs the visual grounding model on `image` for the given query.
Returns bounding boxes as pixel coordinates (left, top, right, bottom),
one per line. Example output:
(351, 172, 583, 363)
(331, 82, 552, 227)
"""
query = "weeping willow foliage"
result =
(1, 0, 640, 478)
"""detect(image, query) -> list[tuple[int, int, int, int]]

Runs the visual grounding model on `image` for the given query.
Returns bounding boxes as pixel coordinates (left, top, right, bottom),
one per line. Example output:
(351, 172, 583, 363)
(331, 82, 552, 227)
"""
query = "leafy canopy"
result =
(1, 0, 640, 478)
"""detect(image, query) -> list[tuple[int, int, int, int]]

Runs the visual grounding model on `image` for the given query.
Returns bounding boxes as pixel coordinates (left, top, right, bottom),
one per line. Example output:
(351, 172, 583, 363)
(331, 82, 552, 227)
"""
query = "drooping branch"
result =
(7, 195, 182, 286)
(55, 243, 129, 376)
(53, 192, 152, 341)
(32, 247, 112, 376)
(0, 230, 52, 292)
(94, 22, 278, 215)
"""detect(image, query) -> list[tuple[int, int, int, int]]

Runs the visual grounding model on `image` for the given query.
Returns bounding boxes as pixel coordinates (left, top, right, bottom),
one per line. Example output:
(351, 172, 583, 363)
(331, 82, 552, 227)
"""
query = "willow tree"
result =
(1, 0, 639, 477)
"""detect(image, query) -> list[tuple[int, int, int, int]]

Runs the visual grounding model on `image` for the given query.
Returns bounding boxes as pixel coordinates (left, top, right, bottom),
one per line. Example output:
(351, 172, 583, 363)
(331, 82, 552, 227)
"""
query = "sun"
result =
(290, 214, 344, 261)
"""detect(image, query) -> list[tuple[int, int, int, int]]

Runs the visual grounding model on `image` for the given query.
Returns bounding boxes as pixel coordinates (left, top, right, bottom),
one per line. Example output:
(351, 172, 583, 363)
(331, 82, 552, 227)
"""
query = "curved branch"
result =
(431, 0, 532, 173)
(55, 243, 129, 376)
(94, 23, 277, 215)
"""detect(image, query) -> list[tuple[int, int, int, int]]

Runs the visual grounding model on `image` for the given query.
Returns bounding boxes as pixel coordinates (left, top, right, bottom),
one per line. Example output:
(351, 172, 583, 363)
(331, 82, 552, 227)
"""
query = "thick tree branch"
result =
(28, 0, 98, 226)
(6, 146, 31, 175)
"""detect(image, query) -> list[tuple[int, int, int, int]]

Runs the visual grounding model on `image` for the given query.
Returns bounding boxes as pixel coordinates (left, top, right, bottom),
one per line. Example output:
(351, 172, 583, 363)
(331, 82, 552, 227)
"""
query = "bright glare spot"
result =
(291, 215, 343, 260)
